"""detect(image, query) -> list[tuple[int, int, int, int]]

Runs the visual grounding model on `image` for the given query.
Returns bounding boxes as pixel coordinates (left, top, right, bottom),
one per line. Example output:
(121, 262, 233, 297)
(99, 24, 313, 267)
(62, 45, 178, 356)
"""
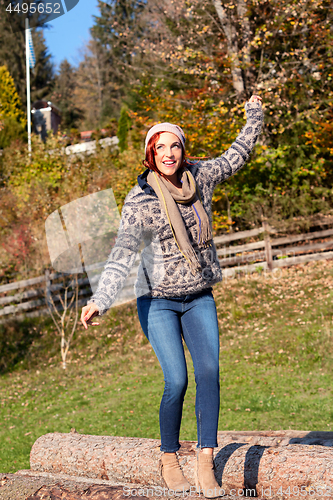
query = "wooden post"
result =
(262, 220, 273, 272)
(225, 191, 233, 233)
(45, 269, 52, 308)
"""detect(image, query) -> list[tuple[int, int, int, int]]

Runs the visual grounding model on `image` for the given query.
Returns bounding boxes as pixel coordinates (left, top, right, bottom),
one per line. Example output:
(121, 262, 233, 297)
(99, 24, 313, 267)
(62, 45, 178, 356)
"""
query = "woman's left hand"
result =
(248, 95, 262, 105)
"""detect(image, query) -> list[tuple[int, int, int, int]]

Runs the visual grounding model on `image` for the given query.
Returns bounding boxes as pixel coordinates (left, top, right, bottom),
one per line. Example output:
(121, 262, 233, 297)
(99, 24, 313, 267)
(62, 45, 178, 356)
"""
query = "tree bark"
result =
(0, 471, 156, 500)
(2, 432, 333, 499)
(236, 0, 252, 88)
(28, 430, 333, 499)
(212, 0, 246, 96)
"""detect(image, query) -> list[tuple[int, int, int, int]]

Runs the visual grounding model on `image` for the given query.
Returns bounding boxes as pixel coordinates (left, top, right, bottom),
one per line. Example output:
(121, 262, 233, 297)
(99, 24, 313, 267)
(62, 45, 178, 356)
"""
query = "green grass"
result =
(0, 259, 333, 473)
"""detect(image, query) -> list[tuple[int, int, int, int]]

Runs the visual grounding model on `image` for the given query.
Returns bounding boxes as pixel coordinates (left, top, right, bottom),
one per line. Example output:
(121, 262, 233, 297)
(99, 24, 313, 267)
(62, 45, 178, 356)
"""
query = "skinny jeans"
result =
(137, 288, 220, 453)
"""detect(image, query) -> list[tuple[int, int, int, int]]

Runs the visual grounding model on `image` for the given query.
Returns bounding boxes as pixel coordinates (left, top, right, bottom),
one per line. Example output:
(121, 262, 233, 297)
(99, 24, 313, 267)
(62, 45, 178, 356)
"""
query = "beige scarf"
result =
(147, 166, 212, 276)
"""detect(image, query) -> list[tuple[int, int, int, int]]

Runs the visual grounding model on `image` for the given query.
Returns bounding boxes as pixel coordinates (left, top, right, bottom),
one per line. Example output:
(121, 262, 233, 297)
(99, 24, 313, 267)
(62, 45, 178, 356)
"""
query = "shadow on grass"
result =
(0, 317, 43, 374)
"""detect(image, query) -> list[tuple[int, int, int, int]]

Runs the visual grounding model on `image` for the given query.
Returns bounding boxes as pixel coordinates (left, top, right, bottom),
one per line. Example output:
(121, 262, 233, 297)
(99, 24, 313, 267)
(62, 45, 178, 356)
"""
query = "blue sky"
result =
(43, 0, 100, 71)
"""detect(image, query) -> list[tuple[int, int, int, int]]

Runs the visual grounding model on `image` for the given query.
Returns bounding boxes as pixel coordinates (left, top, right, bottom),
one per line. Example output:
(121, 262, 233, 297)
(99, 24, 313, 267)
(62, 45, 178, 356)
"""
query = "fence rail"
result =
(1, 220, 333, 322)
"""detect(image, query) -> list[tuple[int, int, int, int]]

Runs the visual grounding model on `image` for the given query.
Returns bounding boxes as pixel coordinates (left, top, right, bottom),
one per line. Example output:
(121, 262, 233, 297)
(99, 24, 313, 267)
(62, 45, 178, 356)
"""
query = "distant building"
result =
(32, 100, 61, 141)
(80, 129, 110, 142)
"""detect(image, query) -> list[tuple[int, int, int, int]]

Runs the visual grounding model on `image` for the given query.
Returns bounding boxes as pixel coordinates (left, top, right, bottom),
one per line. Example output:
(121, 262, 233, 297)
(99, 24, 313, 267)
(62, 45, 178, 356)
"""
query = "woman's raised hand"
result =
(248, 95, 262, 105)
(81, 303, 100, 330)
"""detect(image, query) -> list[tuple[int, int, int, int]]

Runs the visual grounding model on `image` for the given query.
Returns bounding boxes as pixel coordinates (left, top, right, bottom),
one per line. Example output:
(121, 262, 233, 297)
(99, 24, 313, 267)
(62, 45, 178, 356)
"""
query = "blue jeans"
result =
(137, 288, 220, 453)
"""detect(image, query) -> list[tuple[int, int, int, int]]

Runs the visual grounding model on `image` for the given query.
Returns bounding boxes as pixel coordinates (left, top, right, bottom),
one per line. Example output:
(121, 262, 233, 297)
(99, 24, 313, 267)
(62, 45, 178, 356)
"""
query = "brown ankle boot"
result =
(159, 453, 191, 492)
(195, 450, 224, 498)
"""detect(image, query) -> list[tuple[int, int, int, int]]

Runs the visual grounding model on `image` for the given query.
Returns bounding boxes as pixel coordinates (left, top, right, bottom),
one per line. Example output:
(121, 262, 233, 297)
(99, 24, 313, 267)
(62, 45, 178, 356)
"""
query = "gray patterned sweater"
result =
(87, 101, 264, 316)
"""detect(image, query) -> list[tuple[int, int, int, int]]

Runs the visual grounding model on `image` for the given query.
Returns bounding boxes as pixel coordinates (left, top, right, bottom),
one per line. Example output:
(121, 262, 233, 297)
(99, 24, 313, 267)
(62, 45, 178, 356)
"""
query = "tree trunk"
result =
(2, 431, 333, 499)
(225, 192, 233, 233)
(0, 471, 155, 500)
(236, 0, 253, 90)
(28, 430, 333, 499)
(212, 0, 246, 96)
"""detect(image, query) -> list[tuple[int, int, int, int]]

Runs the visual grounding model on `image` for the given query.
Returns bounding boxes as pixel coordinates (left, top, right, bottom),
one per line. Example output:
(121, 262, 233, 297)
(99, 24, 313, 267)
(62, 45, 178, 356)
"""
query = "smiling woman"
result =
(81, 95, 264, 497)
(154, 134, 183, 187)
(143, 123, 187, 188)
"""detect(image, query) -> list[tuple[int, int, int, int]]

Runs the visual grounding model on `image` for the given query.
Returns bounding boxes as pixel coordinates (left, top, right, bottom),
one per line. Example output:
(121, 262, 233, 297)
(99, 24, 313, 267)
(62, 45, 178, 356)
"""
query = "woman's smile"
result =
(163, 160, 177, 166)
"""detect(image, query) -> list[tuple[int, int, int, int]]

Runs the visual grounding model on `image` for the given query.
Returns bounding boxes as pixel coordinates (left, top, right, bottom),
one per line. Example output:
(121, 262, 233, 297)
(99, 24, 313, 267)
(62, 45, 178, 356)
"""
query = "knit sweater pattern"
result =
(87, 102, 264, 316)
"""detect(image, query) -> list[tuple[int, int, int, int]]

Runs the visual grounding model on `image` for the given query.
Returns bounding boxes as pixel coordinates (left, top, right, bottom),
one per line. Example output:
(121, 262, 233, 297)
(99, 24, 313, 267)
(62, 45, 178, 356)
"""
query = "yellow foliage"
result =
(0, 66, 26, 126)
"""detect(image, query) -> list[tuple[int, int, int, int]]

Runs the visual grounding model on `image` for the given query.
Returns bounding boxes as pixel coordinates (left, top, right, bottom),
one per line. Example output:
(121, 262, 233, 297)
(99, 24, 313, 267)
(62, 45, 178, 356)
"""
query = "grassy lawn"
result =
(0, 258, 332, 473)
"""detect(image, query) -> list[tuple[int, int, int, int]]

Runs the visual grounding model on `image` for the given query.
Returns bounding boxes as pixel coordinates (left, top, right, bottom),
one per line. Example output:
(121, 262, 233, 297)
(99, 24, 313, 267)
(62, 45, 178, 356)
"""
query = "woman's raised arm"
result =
(194, 95, 264, 192)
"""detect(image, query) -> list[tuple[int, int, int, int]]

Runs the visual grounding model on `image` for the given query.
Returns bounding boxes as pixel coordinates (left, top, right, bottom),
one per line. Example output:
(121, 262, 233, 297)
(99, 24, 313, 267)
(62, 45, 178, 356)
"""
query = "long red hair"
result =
(142, 132, 208, 178)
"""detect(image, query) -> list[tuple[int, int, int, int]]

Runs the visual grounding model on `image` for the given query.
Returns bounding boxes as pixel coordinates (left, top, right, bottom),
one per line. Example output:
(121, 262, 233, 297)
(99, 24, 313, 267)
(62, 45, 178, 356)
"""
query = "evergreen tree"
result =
(73, 39, 109, 130)
(90, 0, 147, 116)
(0, 2, 55, 110)
(31, 30, 55, 103)
(117, 105, 130, 152)
(49, 59, 83, 131)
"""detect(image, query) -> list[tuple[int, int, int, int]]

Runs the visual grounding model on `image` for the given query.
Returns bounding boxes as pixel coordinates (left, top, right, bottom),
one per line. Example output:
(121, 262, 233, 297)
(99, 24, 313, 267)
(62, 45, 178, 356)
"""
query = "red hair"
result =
(142, 132, 184, 177)
(142, 132, 208, 178)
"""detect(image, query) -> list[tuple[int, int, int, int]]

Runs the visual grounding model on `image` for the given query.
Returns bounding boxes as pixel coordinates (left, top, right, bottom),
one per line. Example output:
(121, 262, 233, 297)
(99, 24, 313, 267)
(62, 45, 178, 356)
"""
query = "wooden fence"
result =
(1, 219, 333, 323)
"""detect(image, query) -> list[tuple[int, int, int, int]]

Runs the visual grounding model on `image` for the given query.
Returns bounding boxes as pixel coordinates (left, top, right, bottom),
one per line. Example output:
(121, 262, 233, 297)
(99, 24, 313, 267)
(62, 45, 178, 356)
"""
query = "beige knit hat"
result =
(144, 122, 186, 155)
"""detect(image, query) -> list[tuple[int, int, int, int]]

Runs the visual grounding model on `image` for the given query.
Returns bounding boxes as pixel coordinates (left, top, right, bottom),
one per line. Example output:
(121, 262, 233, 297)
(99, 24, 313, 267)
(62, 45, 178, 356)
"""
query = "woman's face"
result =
(154, 132, 183, 178)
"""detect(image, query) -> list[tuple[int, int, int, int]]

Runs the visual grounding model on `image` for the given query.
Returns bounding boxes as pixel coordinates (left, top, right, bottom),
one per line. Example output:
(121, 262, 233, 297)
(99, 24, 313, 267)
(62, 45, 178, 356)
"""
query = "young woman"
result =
(81, 95, 263, 497)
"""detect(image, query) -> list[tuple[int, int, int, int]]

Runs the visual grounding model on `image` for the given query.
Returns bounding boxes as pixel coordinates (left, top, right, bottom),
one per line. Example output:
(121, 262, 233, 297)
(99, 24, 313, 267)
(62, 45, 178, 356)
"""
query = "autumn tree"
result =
(49, 59, 83, 132)
(72, 39, 111, 130)
(75, 0, 150, 127)
(139, 0, 332, 139)
(120, 0, 332, 231)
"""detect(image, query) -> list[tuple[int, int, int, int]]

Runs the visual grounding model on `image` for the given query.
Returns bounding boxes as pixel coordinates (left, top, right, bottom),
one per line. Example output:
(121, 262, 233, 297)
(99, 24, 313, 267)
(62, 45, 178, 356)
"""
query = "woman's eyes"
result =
(156, 144, 180, 150)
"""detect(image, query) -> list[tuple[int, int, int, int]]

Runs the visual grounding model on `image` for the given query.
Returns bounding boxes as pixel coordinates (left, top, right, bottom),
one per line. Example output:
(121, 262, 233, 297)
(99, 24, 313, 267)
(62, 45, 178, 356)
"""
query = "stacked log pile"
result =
(0, 430, 333, 499)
